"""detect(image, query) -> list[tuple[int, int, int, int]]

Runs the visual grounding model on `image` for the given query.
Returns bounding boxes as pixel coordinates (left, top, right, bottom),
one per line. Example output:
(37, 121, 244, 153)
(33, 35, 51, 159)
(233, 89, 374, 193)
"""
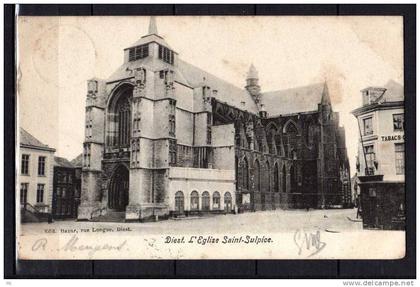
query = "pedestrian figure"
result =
(356, 205, 362, 219)
(356, 196, 362, 219)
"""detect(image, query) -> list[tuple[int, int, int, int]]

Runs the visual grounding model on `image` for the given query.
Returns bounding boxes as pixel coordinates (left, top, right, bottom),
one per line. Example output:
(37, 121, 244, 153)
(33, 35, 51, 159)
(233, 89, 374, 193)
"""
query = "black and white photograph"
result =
(15, 14, 406, 260)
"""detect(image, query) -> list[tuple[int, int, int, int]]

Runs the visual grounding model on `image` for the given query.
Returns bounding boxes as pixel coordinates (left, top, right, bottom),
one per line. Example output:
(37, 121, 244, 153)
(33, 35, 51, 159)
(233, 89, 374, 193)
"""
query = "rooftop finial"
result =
(247, 64, 258, 79)
(148, 16, 158, 35)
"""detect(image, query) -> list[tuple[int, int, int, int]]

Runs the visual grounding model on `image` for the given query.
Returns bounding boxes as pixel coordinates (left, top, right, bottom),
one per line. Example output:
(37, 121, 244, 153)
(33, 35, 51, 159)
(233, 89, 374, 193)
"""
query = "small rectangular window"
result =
(20, 183, 28, 204)
(21, 154, 30, 175)
(393, 113, 404, 131)
(363, 117, 373, 135)
(38, 156, 46, 176)
(36, 184, 45, 203)
(395, 143, 405, 175)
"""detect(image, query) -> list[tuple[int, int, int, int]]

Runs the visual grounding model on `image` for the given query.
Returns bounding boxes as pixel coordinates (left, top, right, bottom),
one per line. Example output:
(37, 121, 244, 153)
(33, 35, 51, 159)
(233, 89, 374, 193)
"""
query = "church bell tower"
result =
(245, 64, 262, 105)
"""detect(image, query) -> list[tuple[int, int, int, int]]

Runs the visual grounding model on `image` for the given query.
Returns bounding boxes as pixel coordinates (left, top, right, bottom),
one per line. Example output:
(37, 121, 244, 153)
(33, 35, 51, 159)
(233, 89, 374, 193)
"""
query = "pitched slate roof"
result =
(261, 82, 325, 116)
(54, 156, 74, 168)
(71, 153, 83, 168)
(108, 18, 329, 116)
(177, 59, 258, 113)
(106, 57, 259, 113)
(381, 80, 404, 102)
(20, 128, 55, 151)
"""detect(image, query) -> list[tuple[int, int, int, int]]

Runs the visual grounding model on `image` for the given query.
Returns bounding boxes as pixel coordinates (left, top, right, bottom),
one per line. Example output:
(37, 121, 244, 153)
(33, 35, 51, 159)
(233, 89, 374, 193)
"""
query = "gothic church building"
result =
(78, 18, 351, 221)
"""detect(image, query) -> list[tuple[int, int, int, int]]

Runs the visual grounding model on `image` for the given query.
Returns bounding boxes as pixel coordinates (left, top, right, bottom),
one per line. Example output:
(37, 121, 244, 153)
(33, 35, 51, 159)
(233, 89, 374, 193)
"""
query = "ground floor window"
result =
(224, 192, 232, 212)
(36, 184, 45, 203)
(364, 145, 376, 175)
(213, 191, 220, 209)
(395, 143, 405, 175)
(175, 191, 184, 213)
(190, 191, 199, 210)
(20, 183, 28, 204)
(202, 191, 210, 211)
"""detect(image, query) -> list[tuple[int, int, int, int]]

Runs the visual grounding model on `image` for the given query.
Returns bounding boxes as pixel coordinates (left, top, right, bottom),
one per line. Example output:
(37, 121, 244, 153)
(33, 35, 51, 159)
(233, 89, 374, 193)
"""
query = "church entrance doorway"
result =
(108, 165, 129, 211)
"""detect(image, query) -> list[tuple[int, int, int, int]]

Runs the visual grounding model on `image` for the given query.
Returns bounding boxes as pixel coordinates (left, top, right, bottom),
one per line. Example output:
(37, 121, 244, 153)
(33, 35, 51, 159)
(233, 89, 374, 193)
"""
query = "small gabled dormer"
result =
(123, 17, 177, 66)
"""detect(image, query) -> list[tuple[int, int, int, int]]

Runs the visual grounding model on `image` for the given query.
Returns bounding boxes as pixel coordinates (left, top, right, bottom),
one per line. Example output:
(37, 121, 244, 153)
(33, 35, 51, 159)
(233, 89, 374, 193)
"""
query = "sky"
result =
(17, 16, 403, 174)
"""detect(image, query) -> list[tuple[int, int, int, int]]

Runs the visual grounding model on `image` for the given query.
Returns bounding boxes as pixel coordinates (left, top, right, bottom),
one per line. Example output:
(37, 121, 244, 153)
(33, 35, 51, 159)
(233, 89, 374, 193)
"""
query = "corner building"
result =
(352, 80, 404, 181)
(78, 18, 351, 221)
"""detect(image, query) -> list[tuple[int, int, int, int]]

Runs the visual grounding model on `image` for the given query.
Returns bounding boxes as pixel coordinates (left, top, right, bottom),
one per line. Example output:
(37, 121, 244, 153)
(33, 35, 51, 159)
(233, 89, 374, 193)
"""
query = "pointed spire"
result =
(321, 79, 331, 105)
(247, 64, 259, 79)
(148, 16, 158, 35)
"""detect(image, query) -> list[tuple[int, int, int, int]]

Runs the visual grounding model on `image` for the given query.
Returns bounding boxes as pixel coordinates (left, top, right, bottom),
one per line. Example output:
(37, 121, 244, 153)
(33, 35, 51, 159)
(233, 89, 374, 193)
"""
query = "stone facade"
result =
(78, 17, 351, 221)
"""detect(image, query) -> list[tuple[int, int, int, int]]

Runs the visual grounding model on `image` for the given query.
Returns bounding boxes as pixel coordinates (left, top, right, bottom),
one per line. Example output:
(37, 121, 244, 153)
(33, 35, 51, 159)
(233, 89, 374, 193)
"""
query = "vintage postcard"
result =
(16, 15, 405, 260)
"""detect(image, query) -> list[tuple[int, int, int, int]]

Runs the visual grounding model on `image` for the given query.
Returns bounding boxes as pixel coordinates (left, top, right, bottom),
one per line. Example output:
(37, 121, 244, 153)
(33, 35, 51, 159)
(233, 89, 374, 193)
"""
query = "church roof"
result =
(177, 59, 258, 113)
(54, 156, 74, 168)
(261, 82, 326, 116)
(71, 153, 83, 168)
(109, 17, 329, 116)
(106, 57, 258, 113)
(20, 128, 55, 151)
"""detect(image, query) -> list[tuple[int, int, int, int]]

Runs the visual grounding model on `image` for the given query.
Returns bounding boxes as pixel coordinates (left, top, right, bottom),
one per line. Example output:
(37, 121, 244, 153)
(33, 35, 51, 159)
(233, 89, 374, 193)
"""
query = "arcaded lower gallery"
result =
(78, 17, 351, 222)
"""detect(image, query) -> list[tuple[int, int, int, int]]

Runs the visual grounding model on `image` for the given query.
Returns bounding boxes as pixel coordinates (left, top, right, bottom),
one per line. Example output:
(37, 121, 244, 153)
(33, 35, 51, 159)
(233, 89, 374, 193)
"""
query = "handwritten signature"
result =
(293, 229, 326, 257)
(32, 235, 127, 258)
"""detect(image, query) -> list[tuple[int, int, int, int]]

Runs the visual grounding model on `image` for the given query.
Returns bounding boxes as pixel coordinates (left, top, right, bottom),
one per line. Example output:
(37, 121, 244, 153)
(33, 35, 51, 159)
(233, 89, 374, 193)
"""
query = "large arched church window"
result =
(242, 158, 249, 190)
(107, 85, 133, 148)
(283, 121, 299, 159)
(266, 123, 280, 155)
(282, 164, 287, 193)
(274, 162, 279, 193)
(116, 93, 131, 147)
(254, 160, 261, 192)
(266, 160, 271, 192)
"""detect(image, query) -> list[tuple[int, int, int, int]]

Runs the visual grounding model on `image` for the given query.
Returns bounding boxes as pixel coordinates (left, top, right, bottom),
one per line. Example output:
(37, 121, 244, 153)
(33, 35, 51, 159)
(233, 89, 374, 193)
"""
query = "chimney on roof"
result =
(361, 86, 387, 106)
(245, 64, 261, 105)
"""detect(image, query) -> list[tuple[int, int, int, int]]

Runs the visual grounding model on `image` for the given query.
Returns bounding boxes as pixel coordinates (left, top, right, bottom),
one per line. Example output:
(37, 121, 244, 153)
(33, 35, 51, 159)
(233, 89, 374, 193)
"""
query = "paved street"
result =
(21, 208, 362, 236)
